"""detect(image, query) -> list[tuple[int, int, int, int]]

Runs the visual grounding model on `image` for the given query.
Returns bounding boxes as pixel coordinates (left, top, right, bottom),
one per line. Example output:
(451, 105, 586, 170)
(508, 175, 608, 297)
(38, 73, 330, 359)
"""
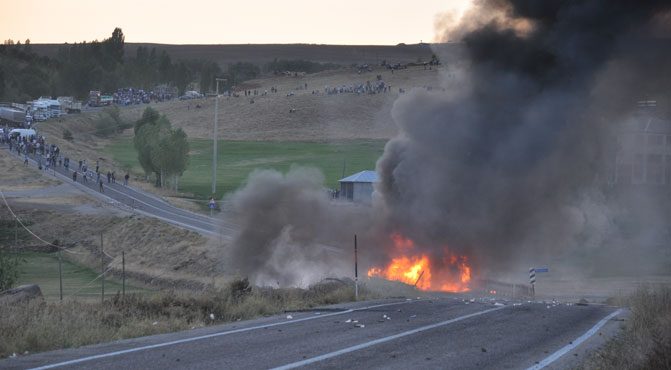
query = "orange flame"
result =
(367, 233, 472, 292)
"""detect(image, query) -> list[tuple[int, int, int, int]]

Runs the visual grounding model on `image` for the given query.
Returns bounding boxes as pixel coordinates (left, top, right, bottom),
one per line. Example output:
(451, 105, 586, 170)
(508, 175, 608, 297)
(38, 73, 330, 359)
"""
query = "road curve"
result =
(1, 144, 238, 238)
(0, 298, 623, 370)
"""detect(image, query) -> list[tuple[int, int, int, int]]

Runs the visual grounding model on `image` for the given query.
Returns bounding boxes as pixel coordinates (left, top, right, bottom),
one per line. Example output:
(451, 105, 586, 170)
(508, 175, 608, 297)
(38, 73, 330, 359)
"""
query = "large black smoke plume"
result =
(374, 0, 671, 275)
(223, 0, 671, 285)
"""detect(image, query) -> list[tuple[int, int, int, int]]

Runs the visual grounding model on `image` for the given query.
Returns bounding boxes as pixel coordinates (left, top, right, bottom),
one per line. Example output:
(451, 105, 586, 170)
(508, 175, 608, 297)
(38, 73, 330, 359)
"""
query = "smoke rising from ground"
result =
(224, 1, 671, 285)
(222, 167, 370, 287)
(375, 0, 671, 276)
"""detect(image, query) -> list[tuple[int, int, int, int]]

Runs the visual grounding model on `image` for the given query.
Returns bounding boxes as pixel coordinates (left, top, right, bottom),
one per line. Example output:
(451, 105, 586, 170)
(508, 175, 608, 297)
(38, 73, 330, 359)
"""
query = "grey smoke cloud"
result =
(222, 167, 371, 286)
(223, 0, 671, 285)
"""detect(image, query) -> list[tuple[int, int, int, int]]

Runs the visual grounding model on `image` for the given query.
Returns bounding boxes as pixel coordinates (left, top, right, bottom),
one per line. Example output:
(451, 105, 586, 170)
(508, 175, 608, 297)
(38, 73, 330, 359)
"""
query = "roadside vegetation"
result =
(15, 252, 145, 299)
(582, 286, 671, 369)
(0, 219, 30, 291)
(0, 249, 22, 291)
(0, 279, 370, 358)
(93, 106, 132, 138)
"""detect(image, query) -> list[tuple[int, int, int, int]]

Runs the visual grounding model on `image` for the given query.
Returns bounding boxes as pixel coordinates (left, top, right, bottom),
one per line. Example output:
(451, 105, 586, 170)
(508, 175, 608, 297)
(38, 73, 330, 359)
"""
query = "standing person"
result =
(99, 179, 104, 193)
(111, 172, 116, 183)
(124, 173, 129, 186)
(72, 171, 77, 182)
(107, 171, 111, 183)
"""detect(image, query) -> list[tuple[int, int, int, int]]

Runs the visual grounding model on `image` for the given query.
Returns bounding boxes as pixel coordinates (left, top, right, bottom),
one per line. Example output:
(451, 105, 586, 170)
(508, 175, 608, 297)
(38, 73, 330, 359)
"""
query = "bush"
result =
(0, 249, 22, 291)
(581, 286, 671, 369)
(62, 129, 73, 141)
(94, 106, 129, 137)
(0, 279, 372, 357)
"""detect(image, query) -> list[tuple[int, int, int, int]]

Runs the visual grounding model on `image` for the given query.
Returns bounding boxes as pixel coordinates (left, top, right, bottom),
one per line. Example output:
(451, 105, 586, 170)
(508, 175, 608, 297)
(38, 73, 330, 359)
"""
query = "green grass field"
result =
(15, 252, 147, 301)
(106, 139, 386, 199)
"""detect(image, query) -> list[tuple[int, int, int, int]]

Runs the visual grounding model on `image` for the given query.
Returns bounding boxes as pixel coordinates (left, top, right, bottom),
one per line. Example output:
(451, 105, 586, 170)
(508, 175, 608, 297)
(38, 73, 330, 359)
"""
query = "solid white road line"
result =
(270, 305, 508, 370)
(526, 308, 623, 370)
(44, 163, 227, 236)
(28, 300, 421, 370)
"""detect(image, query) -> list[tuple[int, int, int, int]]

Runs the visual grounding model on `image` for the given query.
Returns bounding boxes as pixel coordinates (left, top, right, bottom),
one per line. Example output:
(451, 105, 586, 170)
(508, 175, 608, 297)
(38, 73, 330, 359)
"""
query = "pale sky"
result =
(0, 0, 471, 45)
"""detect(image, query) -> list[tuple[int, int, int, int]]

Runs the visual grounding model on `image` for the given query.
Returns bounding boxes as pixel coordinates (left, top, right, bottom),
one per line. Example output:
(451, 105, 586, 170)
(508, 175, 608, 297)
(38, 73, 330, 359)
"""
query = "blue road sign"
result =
(208, 199, 216, 209)
(534, 267, 549, 273)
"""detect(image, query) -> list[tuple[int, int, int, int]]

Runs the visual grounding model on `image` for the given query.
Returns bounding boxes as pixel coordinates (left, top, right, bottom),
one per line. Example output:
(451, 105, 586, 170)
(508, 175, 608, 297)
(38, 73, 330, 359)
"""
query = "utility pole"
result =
(354, 234, 358, 301)
(58, 250, 63, 301)
(122, 251, 125, 299)
(212, 78, 227, 196)
(101, 233, 104, 304)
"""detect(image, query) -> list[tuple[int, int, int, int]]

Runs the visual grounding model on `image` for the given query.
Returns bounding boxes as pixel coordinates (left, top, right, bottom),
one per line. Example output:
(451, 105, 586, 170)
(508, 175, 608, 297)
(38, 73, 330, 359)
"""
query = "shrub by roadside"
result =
(0, 279, 373, 358)
(581, 286, 671, 369)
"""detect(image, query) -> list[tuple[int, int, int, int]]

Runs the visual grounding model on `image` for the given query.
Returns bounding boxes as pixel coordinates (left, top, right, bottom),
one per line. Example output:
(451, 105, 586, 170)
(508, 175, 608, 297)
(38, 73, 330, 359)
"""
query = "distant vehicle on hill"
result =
(88, 91, 113, 107)
(179, 91, 204, 100)
(57, 96, 82, 113)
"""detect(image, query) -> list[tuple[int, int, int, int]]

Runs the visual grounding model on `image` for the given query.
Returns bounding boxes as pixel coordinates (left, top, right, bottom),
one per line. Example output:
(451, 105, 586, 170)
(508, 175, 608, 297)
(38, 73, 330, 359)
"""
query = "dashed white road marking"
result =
(270, 305, 508, 370)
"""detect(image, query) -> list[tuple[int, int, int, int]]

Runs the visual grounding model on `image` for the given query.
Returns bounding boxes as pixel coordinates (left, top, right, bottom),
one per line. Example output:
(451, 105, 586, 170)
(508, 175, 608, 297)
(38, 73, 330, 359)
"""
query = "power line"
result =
(0, 187, 91, 255)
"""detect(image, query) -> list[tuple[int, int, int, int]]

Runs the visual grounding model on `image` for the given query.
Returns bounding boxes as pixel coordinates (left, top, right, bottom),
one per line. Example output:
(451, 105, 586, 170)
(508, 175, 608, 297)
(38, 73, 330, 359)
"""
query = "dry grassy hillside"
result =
(118, 64, 444, 140)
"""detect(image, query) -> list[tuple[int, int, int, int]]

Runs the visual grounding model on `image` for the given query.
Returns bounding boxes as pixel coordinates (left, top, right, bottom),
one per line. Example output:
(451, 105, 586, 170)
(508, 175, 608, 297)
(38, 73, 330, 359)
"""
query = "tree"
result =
(134, 107, 189, 188)
(0, 249, 22, 291)
(107, 27, 125, 64)
(199, 61, 222, 93)
(161, 128, 189, 190)
(0, 66, 5, 98)
(227, 62, 259, 85)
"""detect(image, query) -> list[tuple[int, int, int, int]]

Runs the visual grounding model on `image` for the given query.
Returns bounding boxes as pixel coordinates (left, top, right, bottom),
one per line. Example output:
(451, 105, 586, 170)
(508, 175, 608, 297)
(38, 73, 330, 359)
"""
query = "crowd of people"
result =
(113, 87, 152, 105)
(319, 79, 390, 95)
(111, 86, 177, 106)
(4, 131, 131, 193)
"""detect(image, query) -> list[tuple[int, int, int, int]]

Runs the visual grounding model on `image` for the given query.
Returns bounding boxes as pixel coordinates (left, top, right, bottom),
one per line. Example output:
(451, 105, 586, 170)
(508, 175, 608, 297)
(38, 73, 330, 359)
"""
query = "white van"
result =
(9, 128, 37, 139)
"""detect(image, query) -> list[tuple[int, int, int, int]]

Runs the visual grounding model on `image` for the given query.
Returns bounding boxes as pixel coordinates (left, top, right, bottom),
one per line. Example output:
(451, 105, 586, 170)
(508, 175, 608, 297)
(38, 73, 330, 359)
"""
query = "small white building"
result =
(338, 170, 378, 203)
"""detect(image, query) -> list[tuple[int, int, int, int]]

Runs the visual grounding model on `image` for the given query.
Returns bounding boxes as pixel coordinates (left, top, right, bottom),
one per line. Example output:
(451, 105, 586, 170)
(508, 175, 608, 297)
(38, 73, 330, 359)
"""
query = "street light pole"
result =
(212, 78, 227, 196)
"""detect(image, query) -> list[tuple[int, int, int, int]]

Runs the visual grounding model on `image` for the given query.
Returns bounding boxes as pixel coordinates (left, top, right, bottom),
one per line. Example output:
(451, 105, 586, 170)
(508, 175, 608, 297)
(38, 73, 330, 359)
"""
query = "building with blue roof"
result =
(338, 170, 378, 203)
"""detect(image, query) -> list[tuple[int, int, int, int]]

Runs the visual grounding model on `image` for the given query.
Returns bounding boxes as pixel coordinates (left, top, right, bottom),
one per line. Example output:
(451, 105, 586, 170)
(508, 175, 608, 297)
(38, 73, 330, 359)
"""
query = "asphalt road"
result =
(0, 298, 623, 370)
(2, 144, 238, 239)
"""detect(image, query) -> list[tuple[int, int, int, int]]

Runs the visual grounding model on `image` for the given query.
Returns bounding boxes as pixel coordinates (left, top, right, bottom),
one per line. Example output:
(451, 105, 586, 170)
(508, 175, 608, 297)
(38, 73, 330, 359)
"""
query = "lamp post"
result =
(212, 78, 227, 196)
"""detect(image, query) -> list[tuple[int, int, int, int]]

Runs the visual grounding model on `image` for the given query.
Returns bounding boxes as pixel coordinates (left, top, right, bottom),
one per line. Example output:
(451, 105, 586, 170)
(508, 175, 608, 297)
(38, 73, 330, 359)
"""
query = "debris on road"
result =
(286, 315, 293, 320)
